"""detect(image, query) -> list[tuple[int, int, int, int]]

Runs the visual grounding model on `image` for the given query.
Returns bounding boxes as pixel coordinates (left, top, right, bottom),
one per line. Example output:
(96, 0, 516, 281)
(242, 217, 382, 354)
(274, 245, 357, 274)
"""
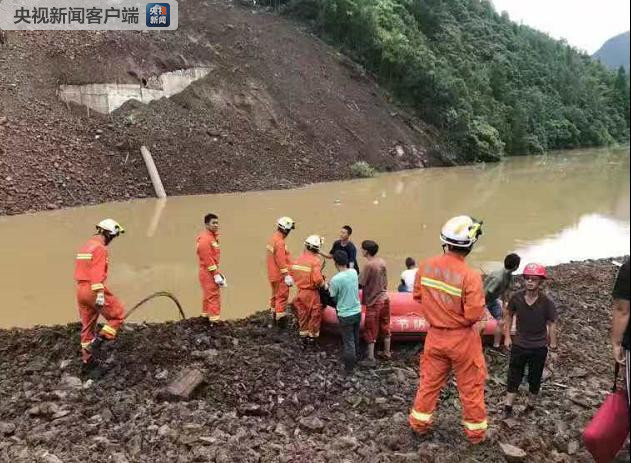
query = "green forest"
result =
(264, 0, 630, 161)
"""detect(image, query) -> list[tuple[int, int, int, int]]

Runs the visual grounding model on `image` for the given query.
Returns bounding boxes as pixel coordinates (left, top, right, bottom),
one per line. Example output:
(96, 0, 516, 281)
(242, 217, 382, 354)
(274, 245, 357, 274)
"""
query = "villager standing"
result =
(322, 225, 359, 273)
(329, 250, 362, 372)
(484, 253, 521, 348)
(408, 215, 488, 444)
(502, 263, 558, 417)
(358, 240, 391, 366)
(610, 257, 630, 405)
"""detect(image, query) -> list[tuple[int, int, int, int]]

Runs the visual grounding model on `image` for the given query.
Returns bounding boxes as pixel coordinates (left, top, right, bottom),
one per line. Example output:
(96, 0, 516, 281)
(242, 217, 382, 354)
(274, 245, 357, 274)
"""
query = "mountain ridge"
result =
(593, 31, 630, 71)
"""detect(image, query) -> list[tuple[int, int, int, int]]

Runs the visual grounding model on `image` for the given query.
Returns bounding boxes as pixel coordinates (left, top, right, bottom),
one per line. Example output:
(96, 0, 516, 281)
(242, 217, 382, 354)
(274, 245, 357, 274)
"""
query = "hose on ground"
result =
(124, 291, 187, 321)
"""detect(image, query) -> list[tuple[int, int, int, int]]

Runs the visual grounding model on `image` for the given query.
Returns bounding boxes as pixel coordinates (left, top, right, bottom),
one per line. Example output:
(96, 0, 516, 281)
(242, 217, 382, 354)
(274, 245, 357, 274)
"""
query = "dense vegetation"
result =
(260, 0, 630, 161)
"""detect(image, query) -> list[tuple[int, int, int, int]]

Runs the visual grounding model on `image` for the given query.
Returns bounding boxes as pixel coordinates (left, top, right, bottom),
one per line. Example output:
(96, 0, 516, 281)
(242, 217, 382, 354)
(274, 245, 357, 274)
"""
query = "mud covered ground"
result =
(0, 0, 436, 216)
(0, 258, 629, 462)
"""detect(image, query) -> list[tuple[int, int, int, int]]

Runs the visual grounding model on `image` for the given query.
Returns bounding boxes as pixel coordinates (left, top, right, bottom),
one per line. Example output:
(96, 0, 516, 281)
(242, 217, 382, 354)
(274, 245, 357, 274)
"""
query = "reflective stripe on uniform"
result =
(208, 315, 220, 322)
(266, 245, 274, 253)
(101, 325, 117, 337)
(421, 276, 462, 297)
(80, 340, 93, 349)
(299, 330, 309, 337)
(91, 283, 105, 291)
(208, 265, 218, 272)
(410, 409, 433, 422)
(463, 420, 488, 431)
(76, 253, 93, 260)
(276, 312, 286, 319)
(291, 264, 311, 272)
(211, 242, 220, 248)
(280, 268, 289, 274)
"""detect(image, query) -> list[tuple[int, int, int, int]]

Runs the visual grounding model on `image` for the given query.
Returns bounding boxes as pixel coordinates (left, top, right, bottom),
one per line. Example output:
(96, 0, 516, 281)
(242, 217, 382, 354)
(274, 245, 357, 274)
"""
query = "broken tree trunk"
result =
(158, 368, 204, 401)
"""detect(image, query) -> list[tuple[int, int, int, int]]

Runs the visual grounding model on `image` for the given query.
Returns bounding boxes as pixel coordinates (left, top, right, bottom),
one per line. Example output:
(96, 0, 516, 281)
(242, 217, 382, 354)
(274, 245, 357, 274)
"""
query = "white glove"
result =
(214, 274, 226, 287)
(284, 275, 294, 287)
(95, 291, 105, 307)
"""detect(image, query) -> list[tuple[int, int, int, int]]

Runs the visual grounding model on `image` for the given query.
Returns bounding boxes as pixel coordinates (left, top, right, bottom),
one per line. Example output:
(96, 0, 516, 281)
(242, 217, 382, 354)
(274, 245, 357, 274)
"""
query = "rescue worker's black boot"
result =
(267, 312, 276, 329)
(90, 334, 111, 360)
(80, 358, 104, 380)
(301, 337, 310, 350)
(91, 335, 106, 352)
(276, 315, 288, 331)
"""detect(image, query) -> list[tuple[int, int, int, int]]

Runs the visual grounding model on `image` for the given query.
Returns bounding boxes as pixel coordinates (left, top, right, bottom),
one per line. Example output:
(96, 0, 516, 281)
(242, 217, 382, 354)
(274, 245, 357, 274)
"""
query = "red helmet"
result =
(523, 263, 547, 279)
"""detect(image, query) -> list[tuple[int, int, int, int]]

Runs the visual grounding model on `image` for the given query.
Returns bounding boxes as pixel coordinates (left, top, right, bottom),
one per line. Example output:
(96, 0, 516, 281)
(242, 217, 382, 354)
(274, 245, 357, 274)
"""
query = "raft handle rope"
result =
(124, 291, 187, 321)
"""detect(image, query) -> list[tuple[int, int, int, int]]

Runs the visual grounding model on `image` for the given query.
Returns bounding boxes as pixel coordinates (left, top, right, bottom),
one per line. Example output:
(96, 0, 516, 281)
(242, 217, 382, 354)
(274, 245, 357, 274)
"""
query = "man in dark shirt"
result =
(322, 225, 359, 273)
(503, 263, 558, 417)
(611, 257, 630, 404)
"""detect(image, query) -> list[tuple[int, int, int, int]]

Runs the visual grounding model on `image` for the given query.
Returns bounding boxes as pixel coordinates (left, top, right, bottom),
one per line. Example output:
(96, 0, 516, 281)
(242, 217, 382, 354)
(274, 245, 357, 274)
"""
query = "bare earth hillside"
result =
(0, 0, 437, 216)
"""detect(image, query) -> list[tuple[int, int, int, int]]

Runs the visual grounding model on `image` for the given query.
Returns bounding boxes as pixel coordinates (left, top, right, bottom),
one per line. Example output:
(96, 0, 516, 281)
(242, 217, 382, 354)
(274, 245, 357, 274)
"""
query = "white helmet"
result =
(440, 215, 482, 248)
(96, 218, 125, 237)
(277, 216, 296, 232)
(304, 234, 323, 251)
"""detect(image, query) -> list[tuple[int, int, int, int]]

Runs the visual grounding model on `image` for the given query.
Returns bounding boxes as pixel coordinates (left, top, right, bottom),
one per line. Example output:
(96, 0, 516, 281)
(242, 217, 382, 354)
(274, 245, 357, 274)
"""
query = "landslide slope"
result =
(0, 0, 436, 216)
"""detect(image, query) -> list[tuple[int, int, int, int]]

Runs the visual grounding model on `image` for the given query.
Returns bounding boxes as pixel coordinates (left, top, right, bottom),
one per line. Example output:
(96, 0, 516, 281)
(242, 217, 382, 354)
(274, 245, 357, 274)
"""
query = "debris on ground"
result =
(0, 259, 629, 462)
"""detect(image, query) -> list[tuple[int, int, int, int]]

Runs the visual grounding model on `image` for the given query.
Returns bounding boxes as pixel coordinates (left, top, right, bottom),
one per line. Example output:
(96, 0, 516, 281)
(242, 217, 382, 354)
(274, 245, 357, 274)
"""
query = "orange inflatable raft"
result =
(321, 291, 497, 341)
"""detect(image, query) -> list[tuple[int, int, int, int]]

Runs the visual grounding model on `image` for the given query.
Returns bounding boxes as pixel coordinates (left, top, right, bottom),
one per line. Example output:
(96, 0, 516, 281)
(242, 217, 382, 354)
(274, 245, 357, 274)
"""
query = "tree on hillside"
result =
(266, 0, 630, 160)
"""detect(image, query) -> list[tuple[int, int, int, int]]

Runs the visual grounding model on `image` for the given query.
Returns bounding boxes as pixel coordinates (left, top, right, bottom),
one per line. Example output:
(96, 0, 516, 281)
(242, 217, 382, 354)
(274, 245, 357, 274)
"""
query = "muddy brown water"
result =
(0, 147, 628, 328)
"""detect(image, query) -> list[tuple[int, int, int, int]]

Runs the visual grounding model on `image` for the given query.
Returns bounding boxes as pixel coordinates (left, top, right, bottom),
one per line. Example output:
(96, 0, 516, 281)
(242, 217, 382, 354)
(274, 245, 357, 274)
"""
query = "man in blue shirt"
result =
(329, 250, 362, 372)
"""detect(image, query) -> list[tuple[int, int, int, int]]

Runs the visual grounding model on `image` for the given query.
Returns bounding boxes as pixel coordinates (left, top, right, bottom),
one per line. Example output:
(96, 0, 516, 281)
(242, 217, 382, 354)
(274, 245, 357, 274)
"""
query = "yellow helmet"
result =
(440, 215, 482, 248)
(277, 216, 296, 232)
(96, 218, 125, 237)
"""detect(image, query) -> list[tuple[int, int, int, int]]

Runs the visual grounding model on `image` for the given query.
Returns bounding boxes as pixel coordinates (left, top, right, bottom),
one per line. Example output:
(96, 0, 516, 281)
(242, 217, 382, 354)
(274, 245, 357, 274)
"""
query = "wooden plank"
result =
(158, 368, 204, 401)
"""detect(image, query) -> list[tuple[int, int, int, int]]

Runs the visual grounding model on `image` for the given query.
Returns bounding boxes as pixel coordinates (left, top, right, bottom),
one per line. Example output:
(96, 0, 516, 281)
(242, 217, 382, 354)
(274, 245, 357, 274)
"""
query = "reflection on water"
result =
(0, 147, 628, 328)
(514, 214, 630, 270)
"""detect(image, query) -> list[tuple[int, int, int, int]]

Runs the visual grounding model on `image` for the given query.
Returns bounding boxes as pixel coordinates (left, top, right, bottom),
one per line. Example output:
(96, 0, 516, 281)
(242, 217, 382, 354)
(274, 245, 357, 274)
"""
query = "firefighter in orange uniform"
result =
(196, 213, 226, 323)
(266, 216, 295, 329)
(74, 219, 126, 376)
(408, 215, 488, 444)
(290, 235, 326, 348)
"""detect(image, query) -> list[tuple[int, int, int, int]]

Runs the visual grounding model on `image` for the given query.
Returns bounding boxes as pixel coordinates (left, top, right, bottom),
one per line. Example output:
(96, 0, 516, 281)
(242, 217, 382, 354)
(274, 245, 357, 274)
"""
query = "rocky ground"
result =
(1, 258, 629, 462)
(0, 0, 438, 216)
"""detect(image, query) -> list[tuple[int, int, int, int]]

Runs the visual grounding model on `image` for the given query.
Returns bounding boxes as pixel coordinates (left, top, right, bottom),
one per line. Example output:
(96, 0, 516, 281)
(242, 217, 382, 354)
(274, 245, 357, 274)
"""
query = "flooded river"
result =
(0, 147, 628, 328)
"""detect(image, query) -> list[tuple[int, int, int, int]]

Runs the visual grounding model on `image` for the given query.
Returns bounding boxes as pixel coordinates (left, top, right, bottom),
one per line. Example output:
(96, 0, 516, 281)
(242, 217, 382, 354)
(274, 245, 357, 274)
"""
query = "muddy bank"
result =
(0, 258, 629, 462)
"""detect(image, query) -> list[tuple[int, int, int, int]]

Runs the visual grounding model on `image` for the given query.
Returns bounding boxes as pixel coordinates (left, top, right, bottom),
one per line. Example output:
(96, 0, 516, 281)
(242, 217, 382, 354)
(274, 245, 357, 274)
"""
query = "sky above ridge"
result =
(491, 0, 630, 54)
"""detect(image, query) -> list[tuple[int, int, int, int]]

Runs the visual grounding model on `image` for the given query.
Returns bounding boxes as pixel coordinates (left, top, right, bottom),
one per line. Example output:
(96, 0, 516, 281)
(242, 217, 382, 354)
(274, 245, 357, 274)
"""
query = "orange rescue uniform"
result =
(266, 231, 292, 319)
(74, 235, 125, 363)
(408, 251, 488, 444)
(196, 229, 221, 321)
(290, 251, 325, 338)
